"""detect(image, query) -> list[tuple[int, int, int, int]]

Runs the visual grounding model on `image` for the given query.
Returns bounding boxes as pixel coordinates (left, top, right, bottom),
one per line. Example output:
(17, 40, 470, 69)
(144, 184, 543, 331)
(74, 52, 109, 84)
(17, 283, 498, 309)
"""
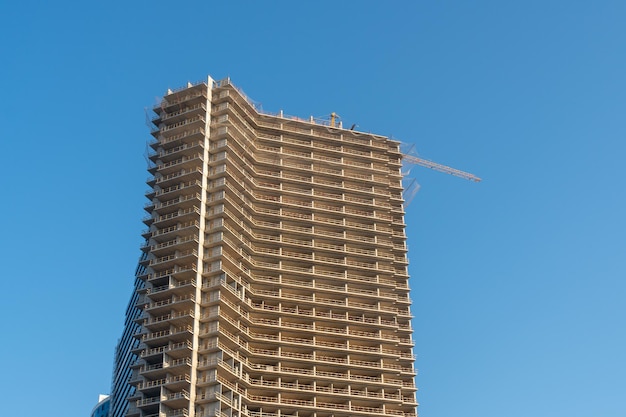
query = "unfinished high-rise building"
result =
(121, 75, 416, 417)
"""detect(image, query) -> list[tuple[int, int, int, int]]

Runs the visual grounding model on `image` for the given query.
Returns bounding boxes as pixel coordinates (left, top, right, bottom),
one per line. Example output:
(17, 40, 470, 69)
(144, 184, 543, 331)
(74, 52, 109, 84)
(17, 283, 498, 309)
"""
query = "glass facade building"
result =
(91, 395, 111, 417)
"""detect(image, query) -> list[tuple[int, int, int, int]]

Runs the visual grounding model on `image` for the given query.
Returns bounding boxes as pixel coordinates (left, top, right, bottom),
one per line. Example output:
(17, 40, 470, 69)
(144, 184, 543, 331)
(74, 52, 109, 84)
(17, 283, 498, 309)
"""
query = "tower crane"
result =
(324, 113, 481, 182)
(401, 154, 481, 182)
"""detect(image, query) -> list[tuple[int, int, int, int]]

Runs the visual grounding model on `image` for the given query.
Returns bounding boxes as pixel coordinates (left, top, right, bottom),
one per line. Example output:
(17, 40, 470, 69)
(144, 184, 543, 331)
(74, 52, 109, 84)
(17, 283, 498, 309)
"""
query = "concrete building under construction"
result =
(119, 75, 417, 417)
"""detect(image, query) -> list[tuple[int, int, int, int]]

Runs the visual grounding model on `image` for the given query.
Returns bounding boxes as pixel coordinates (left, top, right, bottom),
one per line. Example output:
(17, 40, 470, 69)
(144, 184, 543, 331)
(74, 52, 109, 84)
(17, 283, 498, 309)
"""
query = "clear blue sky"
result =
(1, 1, 624, 416)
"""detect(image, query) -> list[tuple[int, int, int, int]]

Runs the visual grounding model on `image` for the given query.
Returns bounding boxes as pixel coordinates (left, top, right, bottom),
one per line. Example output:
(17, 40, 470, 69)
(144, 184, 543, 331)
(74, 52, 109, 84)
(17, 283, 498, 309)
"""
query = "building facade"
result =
(125, 76, 416, 417)
(110, 272, 145, 417)
(91, 395, 111, 417)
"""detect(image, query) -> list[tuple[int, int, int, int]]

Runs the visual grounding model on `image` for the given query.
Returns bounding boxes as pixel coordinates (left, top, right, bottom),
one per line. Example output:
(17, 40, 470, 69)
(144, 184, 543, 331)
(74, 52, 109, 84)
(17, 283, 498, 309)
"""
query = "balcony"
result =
(147, 234, 199, 256)
(152, 167, 203, 187)
(153, 153, 203, 177)
(146, 276, 196, 294)
(147, 220, 200, 242)
(155, 102, 207, 124)
(136, 396, 160, 407)
(224, 337, 409, 373)
(139, 341, 193, 359)
(149, 141, 203, 163)
(144, 294, 195, 315)
(152, 207, 201, 229)
(162, 389, 190, 407)
(155, 88, 207, 112)
(150, 128, 205, 151)
(153, 180, 202, 199)
(153, 193, 202, 212)
(216, 313, 409, 361)
(217, 384, 414, 417)
(148, 249, 198, 270)
(142, 309, 194, 330)
(165, 408, 189, 417)
(146, 263, 197, 284)
(137, 375, 191, 391)
(140, 325, 193, 343)
(157, 115, 206, 135)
